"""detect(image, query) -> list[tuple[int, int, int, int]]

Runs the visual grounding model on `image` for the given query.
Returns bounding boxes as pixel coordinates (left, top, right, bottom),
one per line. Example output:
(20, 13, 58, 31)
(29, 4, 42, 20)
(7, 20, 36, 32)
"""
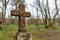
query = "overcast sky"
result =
(0, 0, 60, 18)
(6, 0, 35, 18)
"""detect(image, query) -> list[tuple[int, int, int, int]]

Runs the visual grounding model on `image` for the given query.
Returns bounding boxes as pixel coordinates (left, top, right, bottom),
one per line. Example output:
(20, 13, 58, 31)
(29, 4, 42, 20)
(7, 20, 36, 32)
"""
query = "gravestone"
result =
(11, 4, 32, 40)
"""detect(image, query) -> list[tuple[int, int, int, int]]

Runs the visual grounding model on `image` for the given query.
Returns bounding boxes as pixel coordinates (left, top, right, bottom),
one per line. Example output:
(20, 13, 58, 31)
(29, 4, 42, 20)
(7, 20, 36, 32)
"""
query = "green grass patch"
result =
(0, 24, 18, 40)
(0, 24, 60, 40)
(26, 24, 54, 40)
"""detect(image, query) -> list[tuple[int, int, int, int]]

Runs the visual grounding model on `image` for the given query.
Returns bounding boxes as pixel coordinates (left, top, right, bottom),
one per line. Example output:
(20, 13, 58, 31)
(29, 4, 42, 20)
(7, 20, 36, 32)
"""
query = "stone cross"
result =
(11, 4, 31, 40)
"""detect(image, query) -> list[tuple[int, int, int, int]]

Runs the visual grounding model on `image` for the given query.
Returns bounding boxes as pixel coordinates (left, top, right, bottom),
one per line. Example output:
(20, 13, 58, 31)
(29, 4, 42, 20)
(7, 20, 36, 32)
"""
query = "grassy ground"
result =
(0, 24, 60, 40)
(0, 24, 18, 40)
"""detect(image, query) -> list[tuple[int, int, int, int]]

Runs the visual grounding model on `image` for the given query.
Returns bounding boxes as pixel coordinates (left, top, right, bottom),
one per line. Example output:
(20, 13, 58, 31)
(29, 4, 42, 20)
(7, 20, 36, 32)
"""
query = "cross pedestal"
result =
(11, 4, 32, 40)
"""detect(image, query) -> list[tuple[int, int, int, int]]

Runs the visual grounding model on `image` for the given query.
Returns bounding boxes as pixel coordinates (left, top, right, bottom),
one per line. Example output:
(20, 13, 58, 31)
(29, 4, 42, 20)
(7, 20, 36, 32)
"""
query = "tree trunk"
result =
(53, 0, 58, 23)
(2, 0, 6, 23)
(44, 9, 48, 28)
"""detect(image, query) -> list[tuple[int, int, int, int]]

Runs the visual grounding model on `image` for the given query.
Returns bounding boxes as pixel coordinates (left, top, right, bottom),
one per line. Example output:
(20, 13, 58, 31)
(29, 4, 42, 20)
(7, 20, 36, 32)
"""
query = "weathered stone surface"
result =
(18, 32, 32, 40)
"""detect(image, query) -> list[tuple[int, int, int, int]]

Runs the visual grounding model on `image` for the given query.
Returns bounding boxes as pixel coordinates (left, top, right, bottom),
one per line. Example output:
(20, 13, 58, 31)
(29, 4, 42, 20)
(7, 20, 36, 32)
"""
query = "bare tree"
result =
(44, 0, 51, 28)
(53, 0, 58, 22)
(48, 0, 59, 27)
(46, 0, 51, 22)
(24, 0, 59, 28)
(35, 0, 49, 28)
(2, 0, 9, 22)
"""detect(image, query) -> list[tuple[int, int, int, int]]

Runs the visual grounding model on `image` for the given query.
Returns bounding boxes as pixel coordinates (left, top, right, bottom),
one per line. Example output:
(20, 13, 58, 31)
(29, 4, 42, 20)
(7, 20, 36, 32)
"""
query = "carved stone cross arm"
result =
(11, 10, 31, 17)
(11, 10, 20, 16)
(25, 12, 31, 17)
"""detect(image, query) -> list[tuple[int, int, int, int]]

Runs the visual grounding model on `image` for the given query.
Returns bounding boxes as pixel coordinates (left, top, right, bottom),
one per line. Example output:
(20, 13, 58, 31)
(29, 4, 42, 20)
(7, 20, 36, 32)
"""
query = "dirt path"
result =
(45, 29, 60, 40)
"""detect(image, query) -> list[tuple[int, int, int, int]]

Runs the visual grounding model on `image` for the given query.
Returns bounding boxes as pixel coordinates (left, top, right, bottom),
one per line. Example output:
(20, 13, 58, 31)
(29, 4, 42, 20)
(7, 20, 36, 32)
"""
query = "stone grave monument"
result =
(11, 3, 32, 40)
